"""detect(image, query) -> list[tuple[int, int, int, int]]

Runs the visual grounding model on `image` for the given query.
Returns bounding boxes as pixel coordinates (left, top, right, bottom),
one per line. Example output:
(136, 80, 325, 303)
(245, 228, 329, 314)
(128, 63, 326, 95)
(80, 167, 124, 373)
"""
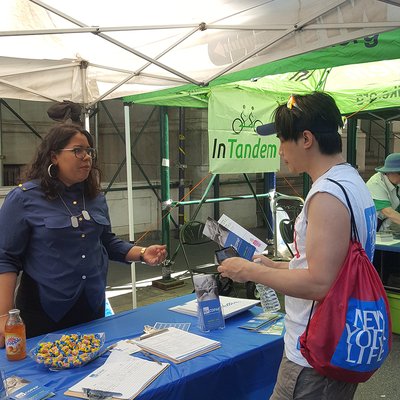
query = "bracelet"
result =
(139, 247, 147, 262)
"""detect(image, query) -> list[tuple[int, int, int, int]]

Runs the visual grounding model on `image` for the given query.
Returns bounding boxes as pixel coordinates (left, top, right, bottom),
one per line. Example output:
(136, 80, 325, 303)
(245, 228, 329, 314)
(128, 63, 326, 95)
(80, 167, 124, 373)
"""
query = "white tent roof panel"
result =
(1, 0, 400, 104)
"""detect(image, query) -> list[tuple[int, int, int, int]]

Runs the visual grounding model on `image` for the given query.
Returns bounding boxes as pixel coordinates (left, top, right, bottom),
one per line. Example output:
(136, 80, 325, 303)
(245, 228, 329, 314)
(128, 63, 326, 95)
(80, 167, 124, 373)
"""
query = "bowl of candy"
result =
(29, 332, 105, 370)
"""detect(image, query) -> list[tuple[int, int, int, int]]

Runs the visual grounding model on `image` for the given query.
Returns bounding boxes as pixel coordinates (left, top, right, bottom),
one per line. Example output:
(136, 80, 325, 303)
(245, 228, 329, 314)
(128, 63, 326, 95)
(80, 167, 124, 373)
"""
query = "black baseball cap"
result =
(256, 122, 277, 136)
(256, 120, 338, 136)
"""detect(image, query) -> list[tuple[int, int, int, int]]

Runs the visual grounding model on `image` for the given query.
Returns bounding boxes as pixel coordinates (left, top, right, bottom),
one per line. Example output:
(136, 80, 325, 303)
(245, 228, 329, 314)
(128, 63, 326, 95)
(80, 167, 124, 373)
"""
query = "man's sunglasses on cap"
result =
(256, 94, 301, 136)
(256, 94, 337, 136)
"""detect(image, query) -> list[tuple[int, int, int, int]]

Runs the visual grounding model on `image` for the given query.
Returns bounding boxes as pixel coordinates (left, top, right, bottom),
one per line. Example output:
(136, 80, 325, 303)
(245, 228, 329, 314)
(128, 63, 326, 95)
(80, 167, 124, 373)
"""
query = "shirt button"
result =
(81, 254, 86, 259)
(81, 234, 86, 238)
(82, 275, 87, 280)
(73, 200, 78, 205)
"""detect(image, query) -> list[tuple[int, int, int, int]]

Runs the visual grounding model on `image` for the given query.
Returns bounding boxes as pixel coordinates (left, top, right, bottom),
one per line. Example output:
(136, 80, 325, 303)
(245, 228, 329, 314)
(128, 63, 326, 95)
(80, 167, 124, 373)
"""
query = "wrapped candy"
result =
(29, 332, 105, 369)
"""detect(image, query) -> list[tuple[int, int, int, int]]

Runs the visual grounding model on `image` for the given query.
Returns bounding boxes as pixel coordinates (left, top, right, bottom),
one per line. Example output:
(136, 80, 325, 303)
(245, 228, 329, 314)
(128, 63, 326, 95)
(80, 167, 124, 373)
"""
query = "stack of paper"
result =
(65, 352, 169, 400)
(169, 296, 260, 319)
(134, 327, 221, 364)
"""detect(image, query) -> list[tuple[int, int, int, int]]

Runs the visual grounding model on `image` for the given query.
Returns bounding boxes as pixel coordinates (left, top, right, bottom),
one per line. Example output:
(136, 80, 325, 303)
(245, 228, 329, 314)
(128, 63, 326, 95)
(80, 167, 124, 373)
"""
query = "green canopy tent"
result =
(124, 28, 400, 175)
(123, 28, 400, 261)
(124, 29, 400, 108)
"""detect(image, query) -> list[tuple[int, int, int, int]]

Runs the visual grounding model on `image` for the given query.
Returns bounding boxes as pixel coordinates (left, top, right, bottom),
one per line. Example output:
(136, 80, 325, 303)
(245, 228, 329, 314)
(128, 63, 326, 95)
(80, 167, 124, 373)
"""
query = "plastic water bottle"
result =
(256, 284, 281, 312)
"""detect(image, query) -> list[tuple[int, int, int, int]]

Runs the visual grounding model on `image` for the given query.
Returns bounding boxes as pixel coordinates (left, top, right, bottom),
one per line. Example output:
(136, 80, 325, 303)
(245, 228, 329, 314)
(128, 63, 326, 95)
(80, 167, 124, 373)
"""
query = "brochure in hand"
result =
(203, 217, 256, 260)
(4, 376, 54, 400)
(192, 274, 225, 331)
(218, 214, 268, 254)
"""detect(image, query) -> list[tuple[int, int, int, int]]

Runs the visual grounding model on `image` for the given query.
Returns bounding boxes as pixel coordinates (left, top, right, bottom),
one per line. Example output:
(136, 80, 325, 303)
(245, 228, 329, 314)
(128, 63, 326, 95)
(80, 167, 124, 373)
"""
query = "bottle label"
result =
(5, 334, 24, 355)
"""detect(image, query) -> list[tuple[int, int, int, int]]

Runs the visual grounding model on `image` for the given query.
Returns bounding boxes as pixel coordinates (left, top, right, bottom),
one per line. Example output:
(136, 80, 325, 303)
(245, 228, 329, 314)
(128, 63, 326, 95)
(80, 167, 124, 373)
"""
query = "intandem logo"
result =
(231, 105, 263, 134)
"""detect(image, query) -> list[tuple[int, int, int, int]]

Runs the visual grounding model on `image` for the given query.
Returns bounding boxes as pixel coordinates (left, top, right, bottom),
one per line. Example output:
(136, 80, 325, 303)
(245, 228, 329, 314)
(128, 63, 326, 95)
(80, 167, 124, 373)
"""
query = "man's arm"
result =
(380, 206, 400, 225)
(218, 192, 350, 301)
(0, 272, 18, 347)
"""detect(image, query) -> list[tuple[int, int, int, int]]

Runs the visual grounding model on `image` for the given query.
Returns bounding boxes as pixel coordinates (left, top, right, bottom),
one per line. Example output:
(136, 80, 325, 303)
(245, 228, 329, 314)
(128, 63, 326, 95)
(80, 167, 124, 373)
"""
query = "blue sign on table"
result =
(193, 274, 225, 332)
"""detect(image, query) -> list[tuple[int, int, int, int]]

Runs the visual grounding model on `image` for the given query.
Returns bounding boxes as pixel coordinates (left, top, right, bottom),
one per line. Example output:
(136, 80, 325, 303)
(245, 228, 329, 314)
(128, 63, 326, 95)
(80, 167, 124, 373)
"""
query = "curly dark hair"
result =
(24, 123, 102, 199)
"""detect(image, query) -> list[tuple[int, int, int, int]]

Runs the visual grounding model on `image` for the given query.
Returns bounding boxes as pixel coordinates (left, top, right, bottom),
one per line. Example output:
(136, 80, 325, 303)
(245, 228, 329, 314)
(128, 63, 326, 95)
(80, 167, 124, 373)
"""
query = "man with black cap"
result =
(366, 153, 400, 233)
(218, 92, 377, 399)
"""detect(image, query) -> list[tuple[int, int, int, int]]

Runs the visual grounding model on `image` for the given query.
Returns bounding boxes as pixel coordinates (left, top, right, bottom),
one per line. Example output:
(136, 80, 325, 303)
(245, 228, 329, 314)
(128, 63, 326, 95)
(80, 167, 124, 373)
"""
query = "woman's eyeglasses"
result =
(59, 147, 97, 160)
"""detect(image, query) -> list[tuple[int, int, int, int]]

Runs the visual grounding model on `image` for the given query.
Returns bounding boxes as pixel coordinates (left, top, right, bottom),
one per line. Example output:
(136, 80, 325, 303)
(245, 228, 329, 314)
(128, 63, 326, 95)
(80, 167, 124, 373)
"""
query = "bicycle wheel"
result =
(232, 118, 243, 134)
(252, 119, 263, 133)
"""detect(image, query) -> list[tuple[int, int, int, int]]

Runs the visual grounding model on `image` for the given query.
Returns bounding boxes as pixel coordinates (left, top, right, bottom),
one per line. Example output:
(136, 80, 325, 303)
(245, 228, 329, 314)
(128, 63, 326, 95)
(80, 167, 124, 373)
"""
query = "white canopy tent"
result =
(1, 0, 400, 307)
(1, 0, 400, 106)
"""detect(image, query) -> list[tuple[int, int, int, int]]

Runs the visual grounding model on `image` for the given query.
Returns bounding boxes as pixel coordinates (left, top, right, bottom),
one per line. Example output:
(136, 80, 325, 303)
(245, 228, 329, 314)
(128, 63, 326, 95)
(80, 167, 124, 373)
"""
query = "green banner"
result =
(208, 87, 280, 174)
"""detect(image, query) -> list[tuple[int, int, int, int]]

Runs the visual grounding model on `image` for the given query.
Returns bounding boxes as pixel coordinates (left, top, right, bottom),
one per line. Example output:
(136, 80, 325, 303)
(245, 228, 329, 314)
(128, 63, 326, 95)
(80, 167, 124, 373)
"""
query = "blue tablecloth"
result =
(375, 241, 400, 253)
(0, 294, 284, 400)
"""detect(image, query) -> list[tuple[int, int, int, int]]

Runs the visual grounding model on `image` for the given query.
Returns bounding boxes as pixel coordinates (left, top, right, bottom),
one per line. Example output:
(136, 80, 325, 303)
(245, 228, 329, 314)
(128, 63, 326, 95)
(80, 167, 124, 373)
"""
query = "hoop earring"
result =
(47, 164, 57, 178)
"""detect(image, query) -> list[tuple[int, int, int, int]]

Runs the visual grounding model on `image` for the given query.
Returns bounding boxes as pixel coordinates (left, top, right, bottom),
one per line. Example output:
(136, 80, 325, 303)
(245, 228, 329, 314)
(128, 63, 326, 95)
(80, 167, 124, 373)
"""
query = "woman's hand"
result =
(142, 245, 167, 266)
(0, 316, 6, 348)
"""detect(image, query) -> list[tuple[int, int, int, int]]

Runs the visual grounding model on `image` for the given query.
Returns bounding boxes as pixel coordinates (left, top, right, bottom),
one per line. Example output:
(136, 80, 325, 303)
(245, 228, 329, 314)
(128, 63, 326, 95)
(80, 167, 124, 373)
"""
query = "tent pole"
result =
(384, 121, 391, 157)
(0, 103, 3, 186)
(263, 173, 275, 241)
(160, 106, 171, 260)
(302, 173, 311, 197)
(213, 174, 220, 220)
(94, 104, 99, 148)
(347, 117, 357, 167)
(152, 107, 184, 290)
(243, 173, 272, 232)
(178, 107, 186, 228)
(124, 102, 137, 309)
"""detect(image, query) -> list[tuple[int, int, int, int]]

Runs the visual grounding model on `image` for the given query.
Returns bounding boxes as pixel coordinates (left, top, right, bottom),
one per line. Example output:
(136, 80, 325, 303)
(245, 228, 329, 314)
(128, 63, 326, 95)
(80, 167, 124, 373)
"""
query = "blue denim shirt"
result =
(0, 180, 134, 321)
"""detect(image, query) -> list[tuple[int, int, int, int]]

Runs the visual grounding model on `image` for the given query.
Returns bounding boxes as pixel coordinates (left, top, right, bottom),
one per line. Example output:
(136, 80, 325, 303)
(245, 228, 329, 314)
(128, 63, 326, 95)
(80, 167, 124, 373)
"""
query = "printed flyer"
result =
(193, 274, 225, 332)
(203, 217, 256, 260)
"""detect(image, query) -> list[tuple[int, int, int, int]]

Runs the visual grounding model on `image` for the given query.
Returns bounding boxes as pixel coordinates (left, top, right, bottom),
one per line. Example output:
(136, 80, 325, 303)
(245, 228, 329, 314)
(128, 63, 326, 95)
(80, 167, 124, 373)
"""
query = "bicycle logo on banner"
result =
(231, 105, 263, 134)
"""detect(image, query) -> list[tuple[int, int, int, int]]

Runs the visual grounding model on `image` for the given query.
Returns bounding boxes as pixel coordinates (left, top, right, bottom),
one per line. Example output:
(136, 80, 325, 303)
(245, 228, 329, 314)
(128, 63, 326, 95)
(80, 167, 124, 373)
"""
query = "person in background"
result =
(0, 124, 167, 343)
(366, 153, 400, 285)
(218, 92, 376, 400)
(366, 153, 400, 233)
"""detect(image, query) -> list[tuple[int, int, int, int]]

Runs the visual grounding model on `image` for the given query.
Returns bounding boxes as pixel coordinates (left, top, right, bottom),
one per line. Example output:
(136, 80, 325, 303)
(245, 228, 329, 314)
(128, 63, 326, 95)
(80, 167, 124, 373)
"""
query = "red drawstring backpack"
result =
(299, 179, 392, 383)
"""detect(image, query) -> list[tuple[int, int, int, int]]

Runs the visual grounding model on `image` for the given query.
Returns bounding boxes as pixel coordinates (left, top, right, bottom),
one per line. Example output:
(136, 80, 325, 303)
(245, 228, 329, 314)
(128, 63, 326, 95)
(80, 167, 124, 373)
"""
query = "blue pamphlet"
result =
(203, 217, 256, 260)
(5, 376, 54, 400)
(224, 231, 256, 260)
(193, 274, 225, 331)
(239, 311, 284, 331)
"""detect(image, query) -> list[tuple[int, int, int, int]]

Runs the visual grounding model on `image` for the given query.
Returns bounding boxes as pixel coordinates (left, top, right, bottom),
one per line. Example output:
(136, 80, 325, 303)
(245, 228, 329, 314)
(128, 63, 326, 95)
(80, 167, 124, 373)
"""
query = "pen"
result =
(140, 350, 162, 365)
(83, 388, 123, 399)
(139, 328, 169, 340)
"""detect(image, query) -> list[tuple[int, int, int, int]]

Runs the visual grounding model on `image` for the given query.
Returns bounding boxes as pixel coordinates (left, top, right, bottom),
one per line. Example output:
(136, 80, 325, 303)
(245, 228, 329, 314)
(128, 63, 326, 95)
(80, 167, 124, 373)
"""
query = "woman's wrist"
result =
(139, 247, 147, 262)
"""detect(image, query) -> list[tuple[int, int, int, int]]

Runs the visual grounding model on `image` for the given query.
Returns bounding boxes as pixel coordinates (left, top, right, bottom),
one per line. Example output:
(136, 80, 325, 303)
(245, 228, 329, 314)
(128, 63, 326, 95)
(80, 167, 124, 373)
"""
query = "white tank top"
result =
(284, 164, 376, 367)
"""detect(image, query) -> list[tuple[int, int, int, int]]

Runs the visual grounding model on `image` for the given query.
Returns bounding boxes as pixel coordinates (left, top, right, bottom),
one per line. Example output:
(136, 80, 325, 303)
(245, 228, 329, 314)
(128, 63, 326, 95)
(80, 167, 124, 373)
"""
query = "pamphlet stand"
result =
(193, 274, 225, 332)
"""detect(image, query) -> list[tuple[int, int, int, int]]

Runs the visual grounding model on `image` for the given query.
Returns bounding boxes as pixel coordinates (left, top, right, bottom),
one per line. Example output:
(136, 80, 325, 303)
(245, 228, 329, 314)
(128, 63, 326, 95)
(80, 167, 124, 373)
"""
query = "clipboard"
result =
(64, 353, 169, 400)
(133, 327, 221, 364)
(64, 368, 165, 400)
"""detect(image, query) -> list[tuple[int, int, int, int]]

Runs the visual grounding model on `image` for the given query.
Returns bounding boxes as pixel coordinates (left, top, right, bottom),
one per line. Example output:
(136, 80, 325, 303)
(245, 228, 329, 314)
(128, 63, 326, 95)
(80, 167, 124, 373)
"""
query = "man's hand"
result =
(217, 257, 254, 283)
